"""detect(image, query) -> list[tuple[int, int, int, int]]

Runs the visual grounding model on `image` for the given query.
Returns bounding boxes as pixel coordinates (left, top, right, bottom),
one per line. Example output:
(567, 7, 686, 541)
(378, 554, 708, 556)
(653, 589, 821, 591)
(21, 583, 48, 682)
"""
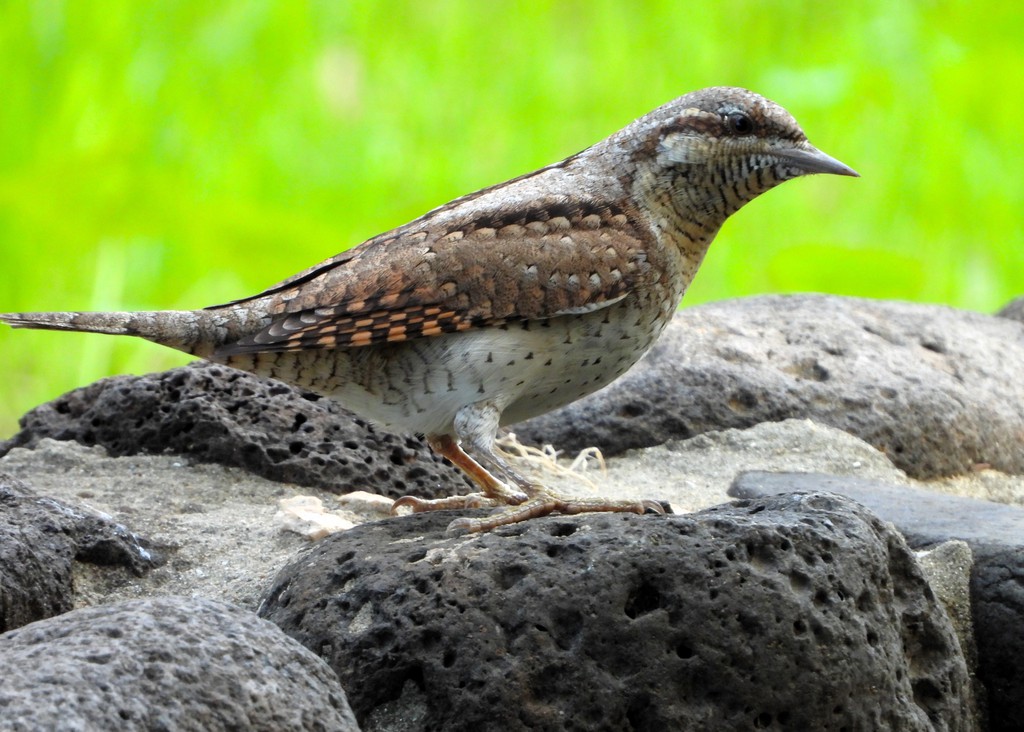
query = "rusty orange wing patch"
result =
(223, 304, 502, 354)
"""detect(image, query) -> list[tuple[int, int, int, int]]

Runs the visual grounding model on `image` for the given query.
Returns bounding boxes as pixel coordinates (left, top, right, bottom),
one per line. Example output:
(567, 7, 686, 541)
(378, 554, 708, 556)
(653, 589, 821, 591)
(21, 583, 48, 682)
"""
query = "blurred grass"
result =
(1, 0, 1021, 437)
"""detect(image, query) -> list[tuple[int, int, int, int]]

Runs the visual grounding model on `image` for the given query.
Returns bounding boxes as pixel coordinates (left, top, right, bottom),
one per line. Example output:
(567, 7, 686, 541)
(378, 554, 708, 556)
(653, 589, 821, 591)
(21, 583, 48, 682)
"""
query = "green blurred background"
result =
(1, 1, 1021, 437)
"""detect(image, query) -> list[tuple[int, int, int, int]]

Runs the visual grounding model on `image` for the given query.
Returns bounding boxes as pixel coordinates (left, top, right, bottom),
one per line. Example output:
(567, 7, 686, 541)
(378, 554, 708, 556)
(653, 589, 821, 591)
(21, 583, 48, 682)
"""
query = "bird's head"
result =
(615, 87, 857, 224)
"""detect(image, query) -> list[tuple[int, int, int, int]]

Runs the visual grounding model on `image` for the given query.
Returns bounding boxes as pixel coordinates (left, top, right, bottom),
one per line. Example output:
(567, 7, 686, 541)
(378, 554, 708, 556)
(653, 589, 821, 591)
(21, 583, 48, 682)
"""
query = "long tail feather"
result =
(0, 310, 252, 359)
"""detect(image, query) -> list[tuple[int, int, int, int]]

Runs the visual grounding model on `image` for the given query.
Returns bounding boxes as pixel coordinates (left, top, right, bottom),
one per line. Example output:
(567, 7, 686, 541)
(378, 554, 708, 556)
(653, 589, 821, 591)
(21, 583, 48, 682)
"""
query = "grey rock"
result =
(728, 471, 1024, 549)
(0, 439, 353, 611)
(996, 295, 1024, 323)
(915, 542, 983, 729)
(514, 295, 1024, 479)
(260, 493, 973, 732)
(730, 470, 1024, 731)
(0, 472, 154, 632)
(547, 418, 912, 516)
(0, 361, 471, 499)
(970, 545, 1024, 732)
(0, 419, 907, 615)
(0, 596, 359, 731)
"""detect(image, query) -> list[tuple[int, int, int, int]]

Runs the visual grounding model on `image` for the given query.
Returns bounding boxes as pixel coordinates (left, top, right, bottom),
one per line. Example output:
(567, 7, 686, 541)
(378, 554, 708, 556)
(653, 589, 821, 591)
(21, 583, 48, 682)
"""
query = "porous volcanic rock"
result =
(732, 470, 1024, 730)
(260, 493, 973, 732)
(0, 361, 471, 499)
(970, 545, 1024, 732)
(0, 472, 154, 632)
(728, 471, 1024, 550)
(0, 596, 359, 731)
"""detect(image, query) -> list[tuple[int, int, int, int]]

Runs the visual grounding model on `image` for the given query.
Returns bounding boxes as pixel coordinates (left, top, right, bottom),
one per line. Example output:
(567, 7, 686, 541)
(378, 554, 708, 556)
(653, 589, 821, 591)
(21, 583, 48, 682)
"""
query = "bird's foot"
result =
(445, 489, 670, 535)
(391, 492, 506, 515)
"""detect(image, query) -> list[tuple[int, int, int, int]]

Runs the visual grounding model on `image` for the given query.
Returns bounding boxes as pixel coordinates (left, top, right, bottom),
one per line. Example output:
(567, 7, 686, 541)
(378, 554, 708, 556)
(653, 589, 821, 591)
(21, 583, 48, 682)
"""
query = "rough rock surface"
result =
(0, 472, 154, 633)
(0, 596, 359, 731)
(514, 295, 1024, 480)
(732, 471, 1024, 729)
(915, 541, 979, 701)
(0, 361, 471, 499)
(0, 439, 377, 612)
(996, 295, 1024, 323)
(967, 546, 1024, 732)
(729, 471, 1024, 550)
(260, 493, 973, 732)
(0, 421, 912, 615)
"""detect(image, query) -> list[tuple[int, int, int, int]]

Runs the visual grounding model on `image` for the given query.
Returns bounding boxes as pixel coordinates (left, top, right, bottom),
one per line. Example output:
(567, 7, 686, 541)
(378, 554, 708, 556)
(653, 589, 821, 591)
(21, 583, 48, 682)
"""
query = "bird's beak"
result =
(776, 143, 859, 178)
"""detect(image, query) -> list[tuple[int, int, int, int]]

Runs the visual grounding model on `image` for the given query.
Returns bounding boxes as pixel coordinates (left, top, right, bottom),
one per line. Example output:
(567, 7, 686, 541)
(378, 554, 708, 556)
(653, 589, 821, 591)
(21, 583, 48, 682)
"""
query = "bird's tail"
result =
(0, 310, 263, 360)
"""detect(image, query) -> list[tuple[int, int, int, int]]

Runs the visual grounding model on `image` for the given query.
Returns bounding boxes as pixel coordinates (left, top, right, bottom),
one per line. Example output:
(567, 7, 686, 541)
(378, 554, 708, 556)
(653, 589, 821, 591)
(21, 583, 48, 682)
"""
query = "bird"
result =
(0, 87, 857, 533)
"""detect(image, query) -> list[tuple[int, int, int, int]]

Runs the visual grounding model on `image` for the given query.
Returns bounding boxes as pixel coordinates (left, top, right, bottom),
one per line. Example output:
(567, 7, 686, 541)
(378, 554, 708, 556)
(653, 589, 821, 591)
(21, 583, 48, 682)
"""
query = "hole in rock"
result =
(625, 580, 663, 619)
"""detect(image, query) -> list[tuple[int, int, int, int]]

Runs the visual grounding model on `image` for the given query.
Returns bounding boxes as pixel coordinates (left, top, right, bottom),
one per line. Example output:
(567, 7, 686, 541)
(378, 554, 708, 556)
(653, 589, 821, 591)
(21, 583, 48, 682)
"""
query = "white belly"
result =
(234, 296, 670, 437)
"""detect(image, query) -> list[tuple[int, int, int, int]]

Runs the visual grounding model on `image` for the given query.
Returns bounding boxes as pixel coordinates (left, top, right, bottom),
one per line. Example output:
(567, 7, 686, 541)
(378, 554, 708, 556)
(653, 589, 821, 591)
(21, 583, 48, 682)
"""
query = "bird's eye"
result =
(726, 112, 754, 135)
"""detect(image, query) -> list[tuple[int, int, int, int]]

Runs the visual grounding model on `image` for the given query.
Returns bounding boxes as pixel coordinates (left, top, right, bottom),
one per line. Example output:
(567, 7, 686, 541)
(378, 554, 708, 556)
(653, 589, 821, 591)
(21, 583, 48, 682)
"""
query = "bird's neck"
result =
(630, 165, 727, 287)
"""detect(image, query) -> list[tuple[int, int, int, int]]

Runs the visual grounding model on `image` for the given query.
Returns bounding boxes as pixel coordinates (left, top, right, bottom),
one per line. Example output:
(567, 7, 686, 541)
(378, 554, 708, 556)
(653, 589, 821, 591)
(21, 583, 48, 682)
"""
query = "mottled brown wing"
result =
(213, 199, 661, 356)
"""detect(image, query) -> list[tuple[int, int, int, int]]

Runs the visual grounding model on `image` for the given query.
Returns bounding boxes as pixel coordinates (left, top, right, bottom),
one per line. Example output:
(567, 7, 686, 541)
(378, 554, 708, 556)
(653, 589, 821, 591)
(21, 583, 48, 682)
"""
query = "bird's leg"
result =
(392, 403, 668, 532)
(390, 433, 529, 514)
(441, 404, 669, 534)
